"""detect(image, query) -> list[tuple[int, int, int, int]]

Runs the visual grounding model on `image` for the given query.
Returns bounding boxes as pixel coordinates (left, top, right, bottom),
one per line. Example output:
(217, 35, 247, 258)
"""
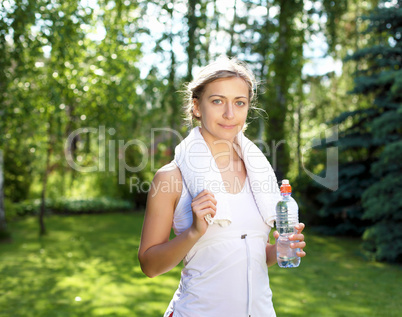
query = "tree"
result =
(0, 149, 8, 240)
(0, 0, 39, 203)
(292, 0, 381, 228)
(1, 0, 144, 234)
(185, 0, 199, 82)
(265, 0, 304, 180)
(319, 0, 402, 261)
(357, 0, 402, 262)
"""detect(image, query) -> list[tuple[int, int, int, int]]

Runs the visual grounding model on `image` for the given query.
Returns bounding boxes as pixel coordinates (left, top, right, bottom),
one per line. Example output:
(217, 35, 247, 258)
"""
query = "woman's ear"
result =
(193, 98, 201, 117)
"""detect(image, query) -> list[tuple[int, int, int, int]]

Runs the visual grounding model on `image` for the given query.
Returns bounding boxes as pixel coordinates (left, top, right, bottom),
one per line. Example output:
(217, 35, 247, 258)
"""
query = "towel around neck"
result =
(173, 126, 281, 227)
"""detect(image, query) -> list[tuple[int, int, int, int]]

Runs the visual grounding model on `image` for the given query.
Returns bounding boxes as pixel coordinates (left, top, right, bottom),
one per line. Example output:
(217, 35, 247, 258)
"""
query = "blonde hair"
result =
(182, 56, 258, 127)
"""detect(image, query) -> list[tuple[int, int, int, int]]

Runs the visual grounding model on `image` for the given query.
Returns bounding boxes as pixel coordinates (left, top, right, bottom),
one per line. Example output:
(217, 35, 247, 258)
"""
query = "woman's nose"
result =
(223, 103, 234, 119)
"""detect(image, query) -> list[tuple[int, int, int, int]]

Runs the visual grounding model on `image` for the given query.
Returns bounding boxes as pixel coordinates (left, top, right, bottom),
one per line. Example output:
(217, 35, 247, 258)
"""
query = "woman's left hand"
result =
(290, 223, 306, 257)
(273, 223, 306, 257)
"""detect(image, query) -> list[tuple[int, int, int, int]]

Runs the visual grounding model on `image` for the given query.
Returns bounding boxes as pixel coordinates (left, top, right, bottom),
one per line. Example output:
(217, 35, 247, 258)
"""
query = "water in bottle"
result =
(276, 179, 300, 268)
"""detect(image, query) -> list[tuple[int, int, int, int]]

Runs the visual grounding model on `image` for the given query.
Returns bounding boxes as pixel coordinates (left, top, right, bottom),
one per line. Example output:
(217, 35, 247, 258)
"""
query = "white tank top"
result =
(164, 176, 276, 317)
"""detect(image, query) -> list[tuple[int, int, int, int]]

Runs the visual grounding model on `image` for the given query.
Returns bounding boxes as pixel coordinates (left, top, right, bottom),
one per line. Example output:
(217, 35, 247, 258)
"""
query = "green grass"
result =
(0, 213, 401, 317)
(269, 233, 402, 316)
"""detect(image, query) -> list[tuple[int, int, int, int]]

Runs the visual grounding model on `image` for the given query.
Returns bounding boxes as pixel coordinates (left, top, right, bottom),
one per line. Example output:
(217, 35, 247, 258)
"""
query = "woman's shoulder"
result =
(151, 161, 183, 208)
(154, 161, 182, 183)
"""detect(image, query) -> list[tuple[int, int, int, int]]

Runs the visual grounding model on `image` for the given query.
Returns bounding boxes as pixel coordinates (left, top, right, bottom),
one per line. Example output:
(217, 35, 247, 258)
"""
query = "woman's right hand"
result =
(190, 189, 217, 237)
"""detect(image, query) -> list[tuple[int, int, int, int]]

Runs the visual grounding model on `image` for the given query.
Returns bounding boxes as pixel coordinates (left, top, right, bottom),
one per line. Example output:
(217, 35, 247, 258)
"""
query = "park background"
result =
(0, 0, 401, 316)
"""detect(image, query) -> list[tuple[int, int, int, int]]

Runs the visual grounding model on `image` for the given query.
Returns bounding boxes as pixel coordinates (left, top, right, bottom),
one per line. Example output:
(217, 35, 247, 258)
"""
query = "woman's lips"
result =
(219, 124, 236, 129)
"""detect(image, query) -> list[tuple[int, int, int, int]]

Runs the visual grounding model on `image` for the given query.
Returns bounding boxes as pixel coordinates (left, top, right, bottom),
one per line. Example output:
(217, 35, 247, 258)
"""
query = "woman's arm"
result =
(138, 165, 217, 278)
(265, 241, 278, 267)
(266, 223, 306, 267)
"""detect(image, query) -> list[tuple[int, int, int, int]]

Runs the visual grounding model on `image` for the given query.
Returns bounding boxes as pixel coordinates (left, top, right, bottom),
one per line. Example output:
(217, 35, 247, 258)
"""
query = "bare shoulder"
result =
(157, 161, 182, 178)
(153, 161, 182, 190)
(150, 162, 183, 208)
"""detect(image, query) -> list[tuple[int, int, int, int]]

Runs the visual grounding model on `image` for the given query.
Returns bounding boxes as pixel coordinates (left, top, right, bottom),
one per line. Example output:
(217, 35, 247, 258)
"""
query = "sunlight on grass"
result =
(0, 213, 401, 316)
(269, 232, 401, 317)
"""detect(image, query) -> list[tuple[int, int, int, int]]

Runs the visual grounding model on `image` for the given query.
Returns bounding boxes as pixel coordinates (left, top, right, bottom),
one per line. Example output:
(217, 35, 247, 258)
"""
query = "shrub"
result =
(5, 197, 134, 220)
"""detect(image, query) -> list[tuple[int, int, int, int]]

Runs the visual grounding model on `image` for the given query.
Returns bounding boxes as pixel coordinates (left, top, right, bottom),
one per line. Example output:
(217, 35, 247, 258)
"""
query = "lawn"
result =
(0, 212, 401, 317)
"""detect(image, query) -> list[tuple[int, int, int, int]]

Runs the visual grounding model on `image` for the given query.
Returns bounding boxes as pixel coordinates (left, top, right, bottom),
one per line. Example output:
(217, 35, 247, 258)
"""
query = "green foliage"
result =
(361, 140, 402, 262)
(322, 0, 349, 52)
(0, 0, 145, 207)
(50, 197, 134, 214)
(1, 0, 398, 245)
(0, 227, 11, 241)
(358, 0, 402, 263)
(3, 145, 34, 202)
(316, 161, 373, 236)
(286, 1, 379, 211)
(5, 197, 134, 221)
(362, 221, 402, 263)
(370, 140, 402, 176)
(317, 0, 402, 262)
(362, 174, 402, 222)
(263, 0, 305, 180)
(4, 198, 40, 220)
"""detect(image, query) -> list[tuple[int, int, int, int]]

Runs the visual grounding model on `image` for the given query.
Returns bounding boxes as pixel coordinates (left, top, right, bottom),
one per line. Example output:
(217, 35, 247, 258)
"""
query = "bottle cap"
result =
(280, 179, 291, 194)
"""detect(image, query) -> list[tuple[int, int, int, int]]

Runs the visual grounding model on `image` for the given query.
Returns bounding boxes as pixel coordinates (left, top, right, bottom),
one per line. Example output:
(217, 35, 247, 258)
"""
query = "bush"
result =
(4, 199, 42, 221)
(5, 197, 134, 220)
(50, 197, 134, 214)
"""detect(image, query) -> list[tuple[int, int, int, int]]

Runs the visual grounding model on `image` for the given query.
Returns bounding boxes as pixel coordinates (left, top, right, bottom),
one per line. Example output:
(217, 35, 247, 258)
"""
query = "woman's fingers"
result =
(296, 250, 306, 257)
(190, 190, 217, 236)
(290, 223, 306, 257)
(295, 222, 305, 234)
(290, 240, 306, 249)
(195, 200, 217, 212)
(192, 190, 217, 206)
(199, 207, 217, 218)
(292, 223, 306, 248)
(290, 233, 304, 241)
(195, 189, 215, 200)
(191, 190, 217, 219)
(289, 228, 306, 257)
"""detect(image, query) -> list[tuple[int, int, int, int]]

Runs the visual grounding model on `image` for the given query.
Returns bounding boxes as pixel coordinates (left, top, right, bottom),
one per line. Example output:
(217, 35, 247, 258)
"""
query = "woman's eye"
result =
(212, 99, 222, 105)
(236, 101, 246, 106)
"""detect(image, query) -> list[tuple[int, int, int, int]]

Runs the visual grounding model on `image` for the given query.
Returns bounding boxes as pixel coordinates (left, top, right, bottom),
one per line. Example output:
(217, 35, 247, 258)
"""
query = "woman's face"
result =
(193, 76, 249, 142)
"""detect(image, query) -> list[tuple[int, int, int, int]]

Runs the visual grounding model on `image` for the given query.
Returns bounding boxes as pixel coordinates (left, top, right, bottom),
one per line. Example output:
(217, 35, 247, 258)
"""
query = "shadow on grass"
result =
(269, 233, 402, 317)
(1, 214, 401, 317)
(0, 213, 181, 317)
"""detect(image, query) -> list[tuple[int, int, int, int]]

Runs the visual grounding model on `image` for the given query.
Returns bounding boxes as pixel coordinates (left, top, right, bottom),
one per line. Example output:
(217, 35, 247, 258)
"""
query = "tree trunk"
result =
(39, 148, 50, 236)
(296, 100, 302, 176)
(228, 0, 237, 57)
(257, 54, 267, 150)
(0, 149, 7, 235)
(39, 119, 53, 236)
(204, 0, 217, 63)
(266, 0, 293, 181)
(168, 22, 178, 153)
(186, 0, 197, 82)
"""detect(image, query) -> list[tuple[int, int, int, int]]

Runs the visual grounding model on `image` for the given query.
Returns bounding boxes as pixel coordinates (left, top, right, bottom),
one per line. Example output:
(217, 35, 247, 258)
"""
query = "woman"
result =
(138, 56, 306, 317)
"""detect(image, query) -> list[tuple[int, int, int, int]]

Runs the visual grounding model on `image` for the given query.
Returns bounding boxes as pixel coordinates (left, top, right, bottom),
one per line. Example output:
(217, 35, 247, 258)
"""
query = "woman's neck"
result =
(199, 127, 240, 167)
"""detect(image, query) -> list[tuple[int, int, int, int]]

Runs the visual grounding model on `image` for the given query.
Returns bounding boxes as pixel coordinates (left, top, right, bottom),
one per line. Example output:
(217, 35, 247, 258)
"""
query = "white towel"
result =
(173, 126, 281, 227)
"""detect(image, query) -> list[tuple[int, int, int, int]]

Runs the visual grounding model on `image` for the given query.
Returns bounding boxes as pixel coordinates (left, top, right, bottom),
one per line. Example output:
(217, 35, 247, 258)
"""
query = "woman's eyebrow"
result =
(208, 94, 248, 99)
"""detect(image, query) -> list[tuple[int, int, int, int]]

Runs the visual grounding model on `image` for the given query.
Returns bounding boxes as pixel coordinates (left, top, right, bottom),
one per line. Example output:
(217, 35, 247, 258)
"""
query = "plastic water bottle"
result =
(276, 179, 300, 268)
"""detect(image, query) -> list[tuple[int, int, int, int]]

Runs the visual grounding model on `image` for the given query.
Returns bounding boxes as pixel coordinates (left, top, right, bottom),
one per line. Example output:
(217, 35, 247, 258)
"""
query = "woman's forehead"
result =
(204, 77, 249, 96)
